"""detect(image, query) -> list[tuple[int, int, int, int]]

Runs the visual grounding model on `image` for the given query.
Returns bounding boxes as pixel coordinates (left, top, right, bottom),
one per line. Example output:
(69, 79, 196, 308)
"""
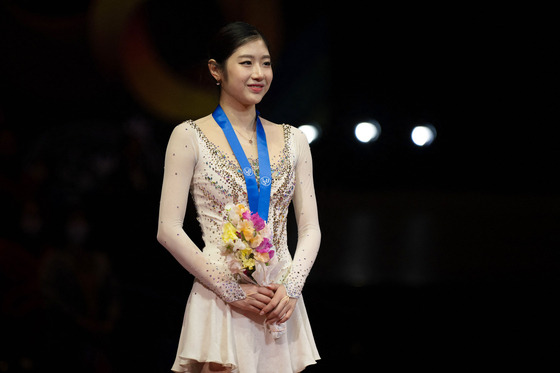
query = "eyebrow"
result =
(237, 54, 271, 59)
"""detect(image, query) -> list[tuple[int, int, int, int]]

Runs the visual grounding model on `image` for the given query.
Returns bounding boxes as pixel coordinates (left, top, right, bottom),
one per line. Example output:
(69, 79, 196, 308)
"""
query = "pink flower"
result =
(255, 237, 272, 253)
(242, 210, 252, 221)
(250, 212, 266, 231)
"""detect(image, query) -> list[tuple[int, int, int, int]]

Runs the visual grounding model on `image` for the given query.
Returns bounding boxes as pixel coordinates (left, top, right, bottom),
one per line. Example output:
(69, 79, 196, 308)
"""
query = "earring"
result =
(216, 81, 221, 86)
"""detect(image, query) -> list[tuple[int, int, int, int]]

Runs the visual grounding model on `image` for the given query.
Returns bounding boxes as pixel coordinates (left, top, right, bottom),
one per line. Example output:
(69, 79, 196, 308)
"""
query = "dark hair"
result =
(208, 21, 270, 69)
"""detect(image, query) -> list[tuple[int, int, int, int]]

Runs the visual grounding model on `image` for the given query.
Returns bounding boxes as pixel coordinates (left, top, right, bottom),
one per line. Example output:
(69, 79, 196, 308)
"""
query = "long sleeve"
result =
(156, 122, 246, 303)
(284, 128, 321, 298)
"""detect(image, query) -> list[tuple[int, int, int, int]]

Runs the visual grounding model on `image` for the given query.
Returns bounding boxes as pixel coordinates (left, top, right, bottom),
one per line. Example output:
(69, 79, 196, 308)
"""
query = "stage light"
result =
(354, 121, 381, 143)
(298, 124, 320, 144)
(411, 124, 436, 147)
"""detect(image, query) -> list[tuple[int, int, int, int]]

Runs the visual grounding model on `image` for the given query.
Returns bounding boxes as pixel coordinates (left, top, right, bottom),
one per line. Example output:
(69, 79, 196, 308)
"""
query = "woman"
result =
(157, 22, 321, 372)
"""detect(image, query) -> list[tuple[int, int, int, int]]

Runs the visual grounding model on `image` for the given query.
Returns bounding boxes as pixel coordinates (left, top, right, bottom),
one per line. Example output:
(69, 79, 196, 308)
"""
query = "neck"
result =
(219, 96, 257, 131)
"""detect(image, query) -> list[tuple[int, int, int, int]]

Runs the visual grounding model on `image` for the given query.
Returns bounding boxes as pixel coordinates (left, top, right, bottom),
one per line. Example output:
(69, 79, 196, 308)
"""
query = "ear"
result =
(208, 59, 222, 83)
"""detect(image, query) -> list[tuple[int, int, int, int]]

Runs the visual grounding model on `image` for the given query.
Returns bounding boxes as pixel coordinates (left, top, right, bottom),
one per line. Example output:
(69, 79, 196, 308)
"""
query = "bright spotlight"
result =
(411, 124, 436, 147)
(298, 124, 320, 144)
(354, 121, 381, 143)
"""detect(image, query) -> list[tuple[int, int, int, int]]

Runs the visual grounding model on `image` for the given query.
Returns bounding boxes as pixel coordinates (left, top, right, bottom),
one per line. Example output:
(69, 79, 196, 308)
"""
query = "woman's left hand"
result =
(260, 283, 297, 324)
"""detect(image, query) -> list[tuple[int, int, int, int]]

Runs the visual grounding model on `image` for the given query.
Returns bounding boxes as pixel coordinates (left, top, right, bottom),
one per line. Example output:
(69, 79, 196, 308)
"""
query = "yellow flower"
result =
(240, 248, 255, 270)
(249, 233, 263, 249)
(240, 247, 252, 258)
(254, 251, 270, 263)
(239, 220, 255, 241)
(237, 204, 248, 217)
(222, 222, 237, 243)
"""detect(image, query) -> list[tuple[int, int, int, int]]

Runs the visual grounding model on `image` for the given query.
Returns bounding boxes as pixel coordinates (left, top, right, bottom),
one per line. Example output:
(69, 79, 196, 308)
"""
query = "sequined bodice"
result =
(158, 116, 320, 302)
(188, 121, 296, 266)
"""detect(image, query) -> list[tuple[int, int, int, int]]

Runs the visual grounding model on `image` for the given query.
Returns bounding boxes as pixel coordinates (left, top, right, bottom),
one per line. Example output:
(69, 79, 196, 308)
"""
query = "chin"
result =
(243, 95, 265, 106)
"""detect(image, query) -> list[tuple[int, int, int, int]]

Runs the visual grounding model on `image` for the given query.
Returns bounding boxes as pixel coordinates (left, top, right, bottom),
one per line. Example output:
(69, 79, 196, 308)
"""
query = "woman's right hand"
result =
(228, 284, 275, 315)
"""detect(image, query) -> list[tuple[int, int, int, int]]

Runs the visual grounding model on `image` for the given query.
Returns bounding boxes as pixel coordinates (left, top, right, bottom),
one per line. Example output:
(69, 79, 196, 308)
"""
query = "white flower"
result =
(226, 255, 244, 274)
(232, 239, 246, 252)
(225, 203, 241, 226)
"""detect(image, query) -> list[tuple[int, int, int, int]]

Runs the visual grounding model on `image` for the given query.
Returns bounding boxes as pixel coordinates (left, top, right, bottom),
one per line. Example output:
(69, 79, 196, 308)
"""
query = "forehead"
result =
(232, 38, 270, 58)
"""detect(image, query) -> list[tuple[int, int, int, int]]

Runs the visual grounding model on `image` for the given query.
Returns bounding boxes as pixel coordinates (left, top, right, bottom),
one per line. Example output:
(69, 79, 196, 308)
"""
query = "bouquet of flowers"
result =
(221, 202, 288, 338)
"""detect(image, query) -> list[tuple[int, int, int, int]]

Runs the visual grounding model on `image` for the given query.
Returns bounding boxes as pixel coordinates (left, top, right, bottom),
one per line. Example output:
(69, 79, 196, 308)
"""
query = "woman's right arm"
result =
(156, 122, 248, 302)
(157, 122, 274, 310)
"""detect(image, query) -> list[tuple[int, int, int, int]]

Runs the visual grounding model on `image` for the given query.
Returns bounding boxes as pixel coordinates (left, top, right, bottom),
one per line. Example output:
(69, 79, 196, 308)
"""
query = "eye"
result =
(240, 61, 252, 65)
(263, 61, 272, 67)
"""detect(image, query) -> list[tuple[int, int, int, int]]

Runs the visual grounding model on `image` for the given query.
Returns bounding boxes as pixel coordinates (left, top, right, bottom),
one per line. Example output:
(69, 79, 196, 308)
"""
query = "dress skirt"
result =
(171, 280, 320, 373)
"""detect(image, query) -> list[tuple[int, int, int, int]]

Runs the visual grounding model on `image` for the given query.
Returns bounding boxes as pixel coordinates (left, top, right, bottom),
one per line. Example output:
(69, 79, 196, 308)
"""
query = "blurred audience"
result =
(1, 112, 163, 371)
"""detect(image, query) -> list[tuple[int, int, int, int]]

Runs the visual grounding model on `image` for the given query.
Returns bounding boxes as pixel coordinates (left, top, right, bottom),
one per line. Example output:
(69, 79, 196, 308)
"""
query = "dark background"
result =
(1, 1, 557, 372)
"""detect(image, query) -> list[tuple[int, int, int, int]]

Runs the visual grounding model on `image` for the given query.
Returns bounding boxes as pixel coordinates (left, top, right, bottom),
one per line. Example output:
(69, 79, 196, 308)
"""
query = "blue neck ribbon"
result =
(212, 105, 272, 222)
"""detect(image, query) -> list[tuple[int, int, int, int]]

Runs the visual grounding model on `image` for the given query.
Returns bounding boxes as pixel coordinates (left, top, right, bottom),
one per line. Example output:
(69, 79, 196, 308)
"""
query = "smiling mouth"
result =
(248, 84, 265, 92)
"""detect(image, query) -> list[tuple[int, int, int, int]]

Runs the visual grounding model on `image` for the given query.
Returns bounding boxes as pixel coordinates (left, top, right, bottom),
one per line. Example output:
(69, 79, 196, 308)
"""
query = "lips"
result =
(248, 84, 265, 93)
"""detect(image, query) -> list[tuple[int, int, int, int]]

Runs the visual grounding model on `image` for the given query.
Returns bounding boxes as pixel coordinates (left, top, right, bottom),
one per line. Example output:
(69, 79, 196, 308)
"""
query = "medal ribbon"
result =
(212, 105, 272, 222)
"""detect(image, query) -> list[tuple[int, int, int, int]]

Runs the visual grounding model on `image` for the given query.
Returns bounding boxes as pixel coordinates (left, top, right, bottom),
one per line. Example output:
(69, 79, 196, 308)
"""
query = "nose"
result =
(252, 65, 264, 80)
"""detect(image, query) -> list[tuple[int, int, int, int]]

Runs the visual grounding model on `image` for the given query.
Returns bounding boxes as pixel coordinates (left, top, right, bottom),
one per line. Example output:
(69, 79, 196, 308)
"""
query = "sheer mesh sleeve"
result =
(284, 128, 321, 298)
(157, 122, 246, 303)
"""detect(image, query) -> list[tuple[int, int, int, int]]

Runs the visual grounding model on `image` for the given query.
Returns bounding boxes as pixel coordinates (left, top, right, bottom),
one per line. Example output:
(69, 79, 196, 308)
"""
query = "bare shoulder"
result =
(187, 113, 224, 139)
(169, 115, 213, 141)
(260, 117, 287, 136)
(262, 118, 305, 139)
(192, 114, 215, 129)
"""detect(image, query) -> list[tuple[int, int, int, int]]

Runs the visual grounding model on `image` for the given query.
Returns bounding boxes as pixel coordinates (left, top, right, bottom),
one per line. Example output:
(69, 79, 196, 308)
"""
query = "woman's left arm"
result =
(284, 127, 321, 298)
(261, 127, 321, 322)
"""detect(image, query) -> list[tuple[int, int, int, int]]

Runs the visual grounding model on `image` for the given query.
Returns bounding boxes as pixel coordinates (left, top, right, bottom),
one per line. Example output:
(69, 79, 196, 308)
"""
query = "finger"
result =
(246, 300, 269, 314)
(260, 285, 289, 315)
(250, 292, 273, 306)
(246, 305, 263, 314)
(266, 283, 281, 291)
(260, 297, 280, 315)
(265, 299, 290, 322)
(233, 294, 269, 314)
(269, 299, 295, 324)
(245, 287, 273, 302)
(231, 300, 261, 315)
(249, 295, 272, 309)
(260, 292, 287, 315)
(279, 304, 295, 323)
(257, 286, 276, 298)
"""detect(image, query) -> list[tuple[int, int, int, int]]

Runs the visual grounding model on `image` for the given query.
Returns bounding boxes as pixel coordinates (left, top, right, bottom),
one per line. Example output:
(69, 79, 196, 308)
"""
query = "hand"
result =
(260, 284, 297, 325)
(229, 283, 275, 315)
